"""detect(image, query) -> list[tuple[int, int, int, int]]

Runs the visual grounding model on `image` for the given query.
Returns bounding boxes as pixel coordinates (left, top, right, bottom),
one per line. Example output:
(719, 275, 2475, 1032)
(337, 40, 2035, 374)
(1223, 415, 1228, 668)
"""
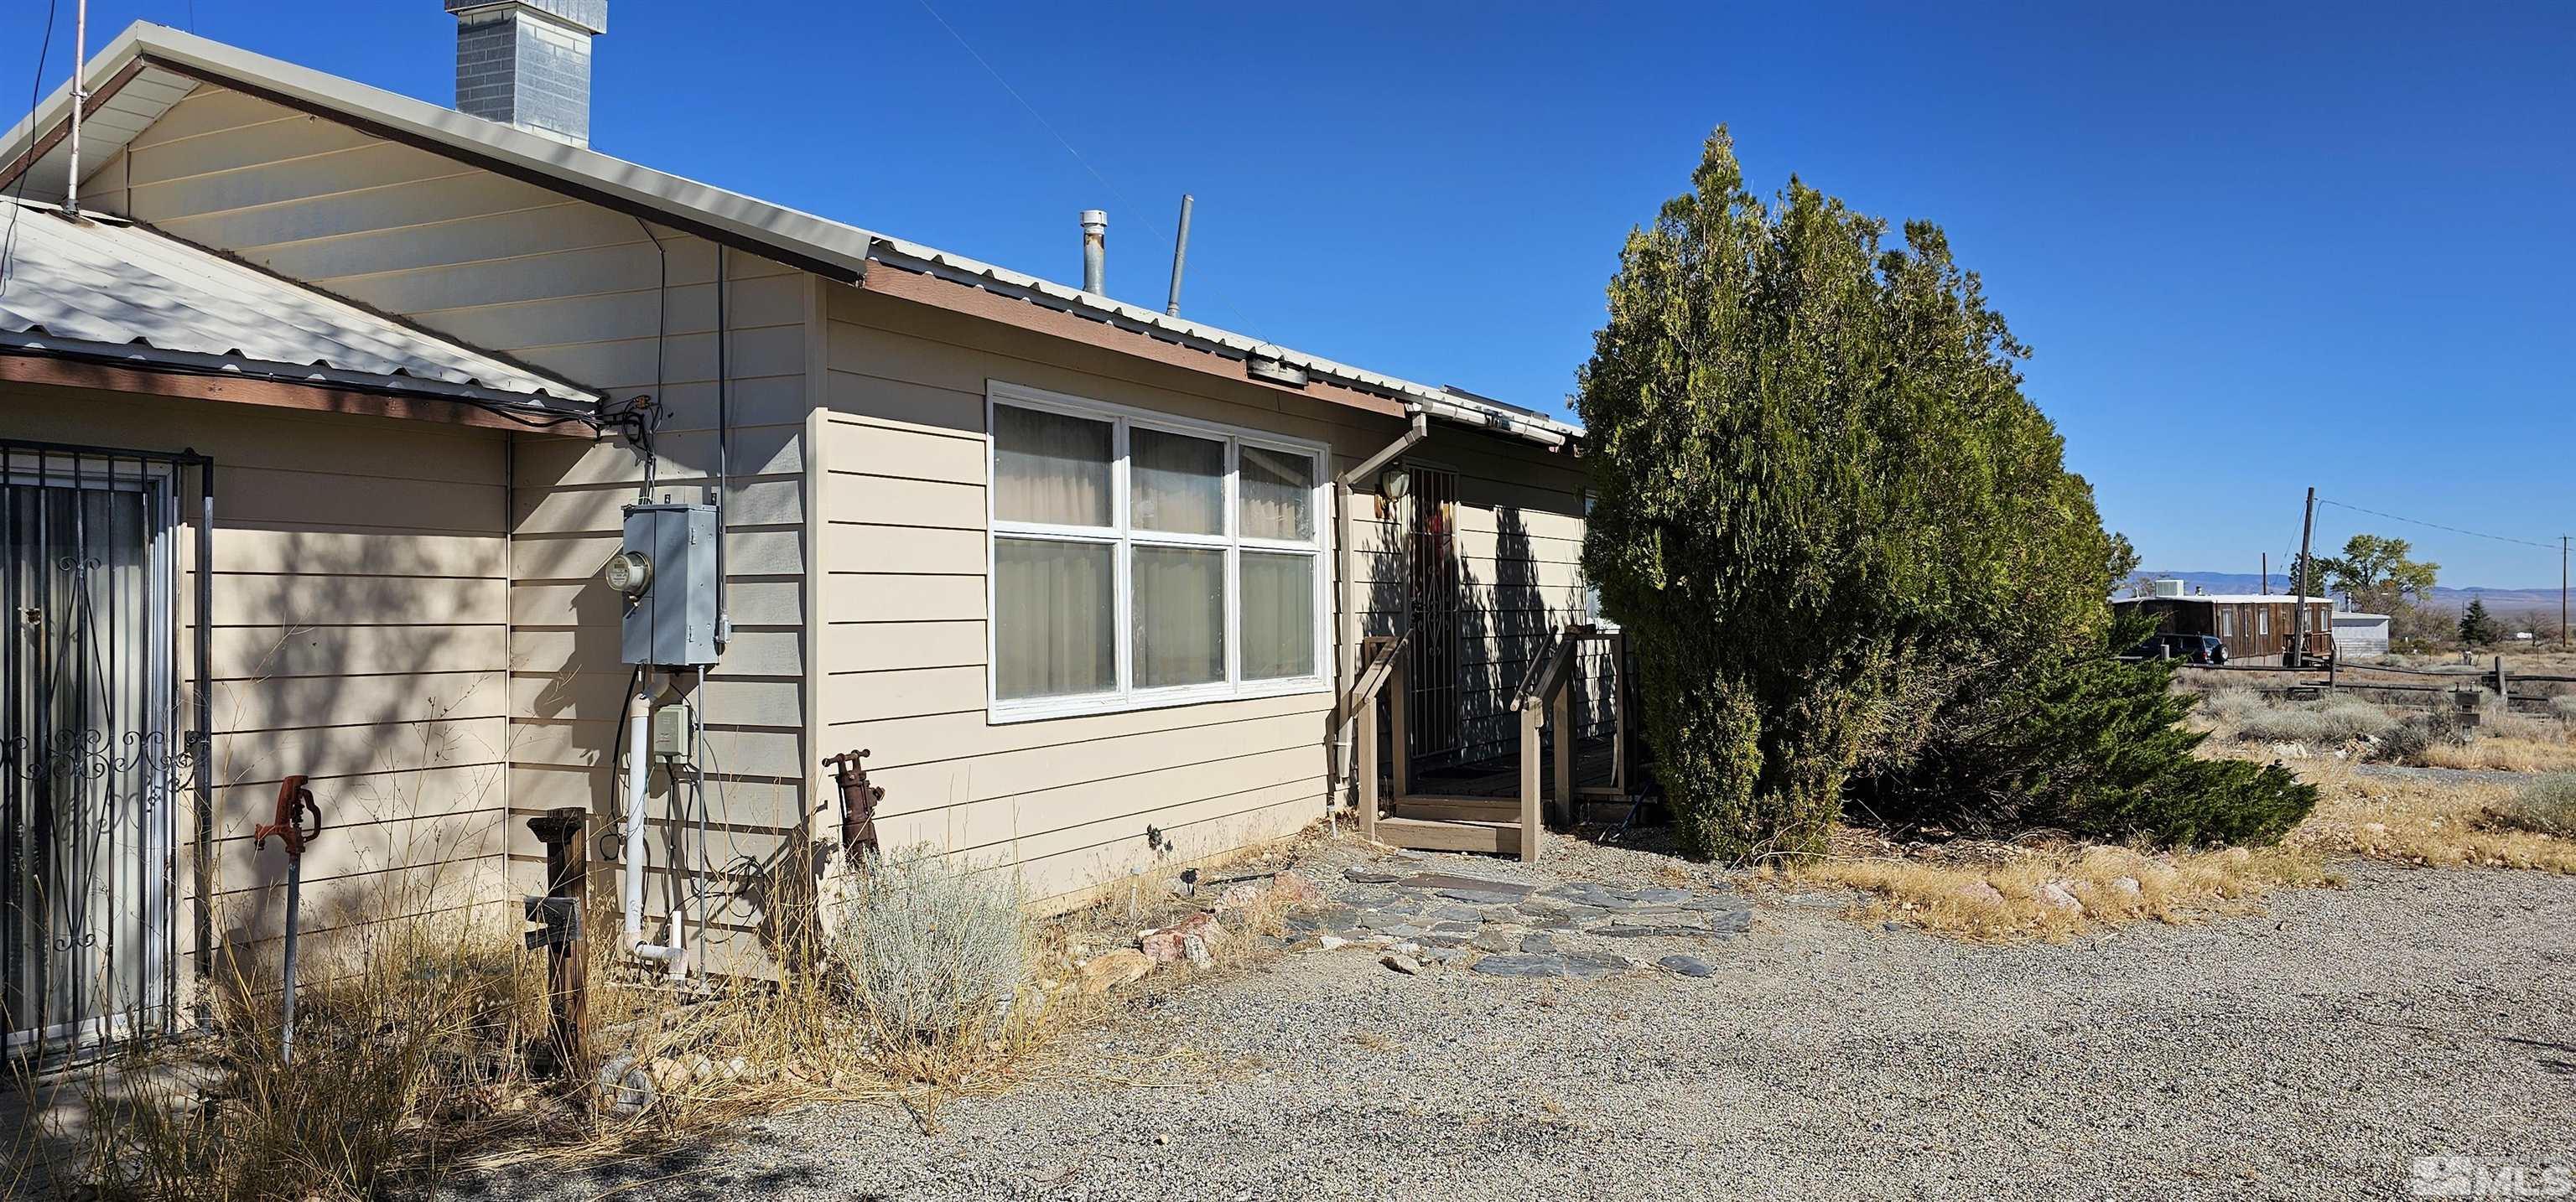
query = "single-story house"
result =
(0, 11, 1608, 1056)
(2329, 611, 2392, 658)
(2112, 585, 2334, 665)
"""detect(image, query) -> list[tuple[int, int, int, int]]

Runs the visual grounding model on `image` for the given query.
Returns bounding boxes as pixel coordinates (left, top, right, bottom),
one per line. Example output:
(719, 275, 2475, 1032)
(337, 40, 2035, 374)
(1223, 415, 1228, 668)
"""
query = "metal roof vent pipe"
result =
(1080, 209, 1107, 295)
(446, 1, 609, 148)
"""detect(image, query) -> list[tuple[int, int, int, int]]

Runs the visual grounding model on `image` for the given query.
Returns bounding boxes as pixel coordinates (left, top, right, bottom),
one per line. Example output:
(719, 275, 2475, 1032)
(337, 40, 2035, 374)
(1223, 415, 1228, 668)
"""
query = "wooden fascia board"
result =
(856, 264, 1409, 422)
(0, 352, 591, 437)
(0, 58, 151, 191)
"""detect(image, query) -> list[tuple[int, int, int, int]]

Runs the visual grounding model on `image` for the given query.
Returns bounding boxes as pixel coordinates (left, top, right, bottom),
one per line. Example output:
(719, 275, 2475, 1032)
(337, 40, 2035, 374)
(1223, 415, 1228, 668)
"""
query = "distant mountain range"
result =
(2137, 572, 2564, 613)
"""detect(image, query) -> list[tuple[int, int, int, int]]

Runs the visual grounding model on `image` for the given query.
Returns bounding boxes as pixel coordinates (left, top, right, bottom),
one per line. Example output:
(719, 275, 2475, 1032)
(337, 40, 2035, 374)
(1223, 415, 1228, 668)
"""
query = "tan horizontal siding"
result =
(102, 84, 818, 976)
(812, 288, 1594, 909)
(2, 384, 514, 986)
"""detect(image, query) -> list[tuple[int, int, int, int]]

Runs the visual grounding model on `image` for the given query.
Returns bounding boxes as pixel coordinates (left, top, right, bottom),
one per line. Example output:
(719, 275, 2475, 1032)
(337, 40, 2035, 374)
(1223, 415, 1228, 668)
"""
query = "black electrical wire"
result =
(603, 662, 645, 863)
(0, 0, 61, 297)
(2316, 498, 2560, 552)
(631, 213, 668, 500)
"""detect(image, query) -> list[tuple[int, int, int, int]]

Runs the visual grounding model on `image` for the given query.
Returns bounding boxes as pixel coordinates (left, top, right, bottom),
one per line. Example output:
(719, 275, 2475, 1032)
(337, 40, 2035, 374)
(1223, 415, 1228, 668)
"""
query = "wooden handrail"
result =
(1352, 630, 1412, 707)
(1350, 629, 1413, 843)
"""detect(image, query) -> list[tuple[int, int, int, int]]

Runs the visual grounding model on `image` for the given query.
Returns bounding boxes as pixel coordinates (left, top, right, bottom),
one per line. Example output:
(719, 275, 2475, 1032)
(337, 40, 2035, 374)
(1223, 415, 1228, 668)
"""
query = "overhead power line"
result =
(911, 0, 1256, 333)
(913, 0, 1120, 205)
(1, 0, 63, 296)
(2314, 498, 2561, 552)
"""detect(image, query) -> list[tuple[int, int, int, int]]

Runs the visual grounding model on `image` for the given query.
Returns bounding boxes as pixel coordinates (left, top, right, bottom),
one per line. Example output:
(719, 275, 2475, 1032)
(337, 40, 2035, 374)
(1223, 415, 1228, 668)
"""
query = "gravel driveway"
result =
(454, 847, 2576, 1202)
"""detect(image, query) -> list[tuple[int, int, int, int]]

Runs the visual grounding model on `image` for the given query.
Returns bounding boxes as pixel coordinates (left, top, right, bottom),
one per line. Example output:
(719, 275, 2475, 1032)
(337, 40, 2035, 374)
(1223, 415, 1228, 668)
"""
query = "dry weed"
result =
(2416, 736, 2576, 773)
(16, 850, 1104, 1199)
(2293, 762, 2576, 873)
(1779, 837, 2337, 943)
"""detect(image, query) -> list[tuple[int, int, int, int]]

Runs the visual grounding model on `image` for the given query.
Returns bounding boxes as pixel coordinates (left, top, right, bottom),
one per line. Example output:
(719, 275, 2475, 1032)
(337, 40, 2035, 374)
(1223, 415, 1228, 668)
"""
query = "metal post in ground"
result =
(525, 808, 590, 1080)
(2288, 488, 2317, 667)
(252, 775, 321, 1065)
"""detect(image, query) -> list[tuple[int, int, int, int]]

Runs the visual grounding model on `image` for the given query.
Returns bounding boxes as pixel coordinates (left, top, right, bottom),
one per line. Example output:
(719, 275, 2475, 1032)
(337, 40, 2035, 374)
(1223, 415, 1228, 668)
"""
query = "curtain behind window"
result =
(1130, 428, 1223, 535)
(995, 406, 1112, 526)
(1132, 546, 1223, 687)
(1239, 445, 1315, 541)
(995, 539, 1114, 698)
(1240, 551, 1315, 680)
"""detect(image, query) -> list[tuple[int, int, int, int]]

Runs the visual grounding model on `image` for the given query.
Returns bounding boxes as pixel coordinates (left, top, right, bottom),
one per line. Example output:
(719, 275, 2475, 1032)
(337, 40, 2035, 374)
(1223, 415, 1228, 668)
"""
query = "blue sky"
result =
(7, 3, 2571, 584)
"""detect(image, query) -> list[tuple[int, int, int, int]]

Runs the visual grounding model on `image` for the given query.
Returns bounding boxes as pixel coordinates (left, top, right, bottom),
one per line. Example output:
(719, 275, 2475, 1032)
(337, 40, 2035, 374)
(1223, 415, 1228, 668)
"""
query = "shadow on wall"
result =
(193, 521, 514, 991)
(1347, 481, 1597, 786)
(1454, 506, 1586, 765)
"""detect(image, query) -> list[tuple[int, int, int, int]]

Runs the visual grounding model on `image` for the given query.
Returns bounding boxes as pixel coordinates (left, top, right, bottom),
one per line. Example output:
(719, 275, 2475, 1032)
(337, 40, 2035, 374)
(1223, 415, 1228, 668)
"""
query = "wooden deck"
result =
(1350, 624, 1635, 861)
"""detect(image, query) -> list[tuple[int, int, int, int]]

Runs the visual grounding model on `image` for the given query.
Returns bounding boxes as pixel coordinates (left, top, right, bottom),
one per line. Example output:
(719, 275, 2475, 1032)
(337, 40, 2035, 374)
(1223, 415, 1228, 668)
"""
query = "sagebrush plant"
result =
(827, 845, 1031, 1044)
(2487, 774, 2576, 839)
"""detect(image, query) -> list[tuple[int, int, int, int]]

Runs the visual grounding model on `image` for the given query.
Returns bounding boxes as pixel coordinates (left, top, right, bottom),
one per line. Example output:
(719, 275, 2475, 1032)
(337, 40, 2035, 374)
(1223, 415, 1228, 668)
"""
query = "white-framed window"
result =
(985, 381, 1331, 722)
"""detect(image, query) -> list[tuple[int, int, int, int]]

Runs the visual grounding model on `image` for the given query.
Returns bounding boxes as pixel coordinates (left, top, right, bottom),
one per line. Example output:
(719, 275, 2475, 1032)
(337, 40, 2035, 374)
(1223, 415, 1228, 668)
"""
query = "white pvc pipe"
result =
(623, 678, 683, 969)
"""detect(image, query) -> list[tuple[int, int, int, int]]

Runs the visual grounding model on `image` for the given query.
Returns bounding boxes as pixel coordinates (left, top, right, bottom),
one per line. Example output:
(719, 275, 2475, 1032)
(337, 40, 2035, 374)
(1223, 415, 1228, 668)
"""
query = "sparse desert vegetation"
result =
(2185, 682, 2576, 771)
(1797, 754, 2576, 941)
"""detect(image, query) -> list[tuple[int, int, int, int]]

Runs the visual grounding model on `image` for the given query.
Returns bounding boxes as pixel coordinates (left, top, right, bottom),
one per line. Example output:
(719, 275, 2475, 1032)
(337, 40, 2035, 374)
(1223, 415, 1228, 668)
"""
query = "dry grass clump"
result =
(24, 905, 548, 1200)
(2290, 762, 2576, 873)
(2480, 773, 2576, 842)
(18, 849, 1098, 1199)
(2189, 681, 2576, 773)
(2190, 687, 2399, 747)
(1803, 750, 2576, 943)
(2416, 735, 2576, 773)
(1773, 831, 2337, 943)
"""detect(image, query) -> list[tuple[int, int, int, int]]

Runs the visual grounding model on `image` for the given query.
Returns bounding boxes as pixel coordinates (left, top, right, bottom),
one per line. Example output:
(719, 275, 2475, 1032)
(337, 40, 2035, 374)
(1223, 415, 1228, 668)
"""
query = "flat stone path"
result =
(1275, 863, 1755, 980)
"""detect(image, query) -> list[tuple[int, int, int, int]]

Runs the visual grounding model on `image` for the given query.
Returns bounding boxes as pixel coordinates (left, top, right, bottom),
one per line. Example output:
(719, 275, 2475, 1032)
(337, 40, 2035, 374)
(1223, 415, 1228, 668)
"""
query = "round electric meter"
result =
(604, 550, 653, 598)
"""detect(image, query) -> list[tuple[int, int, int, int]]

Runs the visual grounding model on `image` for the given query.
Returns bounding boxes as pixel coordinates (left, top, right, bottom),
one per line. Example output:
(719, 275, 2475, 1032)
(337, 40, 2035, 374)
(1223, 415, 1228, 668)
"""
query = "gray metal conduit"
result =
(1332, 408, 1431, 815)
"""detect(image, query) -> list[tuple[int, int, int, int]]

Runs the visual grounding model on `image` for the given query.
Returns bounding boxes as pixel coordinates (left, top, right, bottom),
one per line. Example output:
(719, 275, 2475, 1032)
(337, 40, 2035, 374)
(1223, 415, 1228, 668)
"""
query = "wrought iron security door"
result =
(1402, 465, 1462, 774)
(3, 439, 210, 1060)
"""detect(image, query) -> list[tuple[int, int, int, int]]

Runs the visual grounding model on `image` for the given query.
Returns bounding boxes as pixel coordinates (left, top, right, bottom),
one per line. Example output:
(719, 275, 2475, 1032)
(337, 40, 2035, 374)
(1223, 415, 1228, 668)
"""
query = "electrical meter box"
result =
(619, 501, 721, 667)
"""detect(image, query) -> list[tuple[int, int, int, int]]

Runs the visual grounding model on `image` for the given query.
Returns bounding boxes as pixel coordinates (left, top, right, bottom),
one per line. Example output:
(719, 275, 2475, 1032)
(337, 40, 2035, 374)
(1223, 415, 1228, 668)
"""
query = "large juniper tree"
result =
(1577, 128, 2308, 860)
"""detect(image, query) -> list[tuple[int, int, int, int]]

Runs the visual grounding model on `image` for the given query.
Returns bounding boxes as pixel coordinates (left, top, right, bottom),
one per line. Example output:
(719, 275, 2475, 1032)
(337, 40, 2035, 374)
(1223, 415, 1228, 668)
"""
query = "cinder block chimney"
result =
(444, 1, 608, 148)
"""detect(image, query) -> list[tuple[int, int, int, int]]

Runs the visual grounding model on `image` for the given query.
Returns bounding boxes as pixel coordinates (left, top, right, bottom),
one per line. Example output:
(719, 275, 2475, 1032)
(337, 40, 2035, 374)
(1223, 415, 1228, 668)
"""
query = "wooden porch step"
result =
(1389, 795, 1520, 823)
(1374, 814, 1524, 856)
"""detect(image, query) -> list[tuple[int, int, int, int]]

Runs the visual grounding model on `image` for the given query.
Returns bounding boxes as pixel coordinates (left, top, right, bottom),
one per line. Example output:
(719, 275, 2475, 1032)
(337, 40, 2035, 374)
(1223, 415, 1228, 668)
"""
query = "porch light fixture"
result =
(1377, 467, 1411, 502)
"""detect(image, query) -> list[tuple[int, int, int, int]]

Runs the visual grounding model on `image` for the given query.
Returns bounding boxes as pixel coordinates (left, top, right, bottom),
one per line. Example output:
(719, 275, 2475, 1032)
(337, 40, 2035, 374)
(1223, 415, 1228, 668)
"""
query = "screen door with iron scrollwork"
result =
(1403, 464, 1462, 773)
(4, 449, 183, 1053)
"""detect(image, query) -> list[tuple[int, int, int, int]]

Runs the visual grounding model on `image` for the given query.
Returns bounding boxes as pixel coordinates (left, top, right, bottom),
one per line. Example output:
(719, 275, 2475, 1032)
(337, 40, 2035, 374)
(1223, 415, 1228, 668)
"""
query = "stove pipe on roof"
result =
(445, 1, 608, 148)
(1080, 210, 1107, 295)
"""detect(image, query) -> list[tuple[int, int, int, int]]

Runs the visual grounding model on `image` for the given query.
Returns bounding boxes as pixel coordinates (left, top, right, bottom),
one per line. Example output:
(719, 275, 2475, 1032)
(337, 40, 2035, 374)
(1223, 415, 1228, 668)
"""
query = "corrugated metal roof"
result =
(0, 199, 595, 404)
(0, 23, 1572, 446)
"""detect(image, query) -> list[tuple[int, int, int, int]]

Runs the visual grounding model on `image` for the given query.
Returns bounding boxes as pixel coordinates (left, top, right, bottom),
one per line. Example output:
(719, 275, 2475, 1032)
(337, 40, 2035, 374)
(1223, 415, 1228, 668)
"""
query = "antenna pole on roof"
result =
(1164, 194, 1193, 318)
(2262, 552, 2269, 595)
(64, 0, 86, 216)
(2288, 486, 2317, 667)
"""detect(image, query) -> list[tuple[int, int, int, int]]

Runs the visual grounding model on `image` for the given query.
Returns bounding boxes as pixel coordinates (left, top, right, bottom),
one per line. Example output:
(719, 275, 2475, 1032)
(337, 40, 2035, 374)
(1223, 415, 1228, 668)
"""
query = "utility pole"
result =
(2561, 535, 2568, 650)
(2288, 487, 2317, 667)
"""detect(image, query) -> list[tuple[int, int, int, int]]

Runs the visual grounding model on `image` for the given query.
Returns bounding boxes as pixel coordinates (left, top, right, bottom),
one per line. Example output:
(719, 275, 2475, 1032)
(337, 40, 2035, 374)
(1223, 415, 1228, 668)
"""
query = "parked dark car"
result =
(2127, 633, 2227, 665)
